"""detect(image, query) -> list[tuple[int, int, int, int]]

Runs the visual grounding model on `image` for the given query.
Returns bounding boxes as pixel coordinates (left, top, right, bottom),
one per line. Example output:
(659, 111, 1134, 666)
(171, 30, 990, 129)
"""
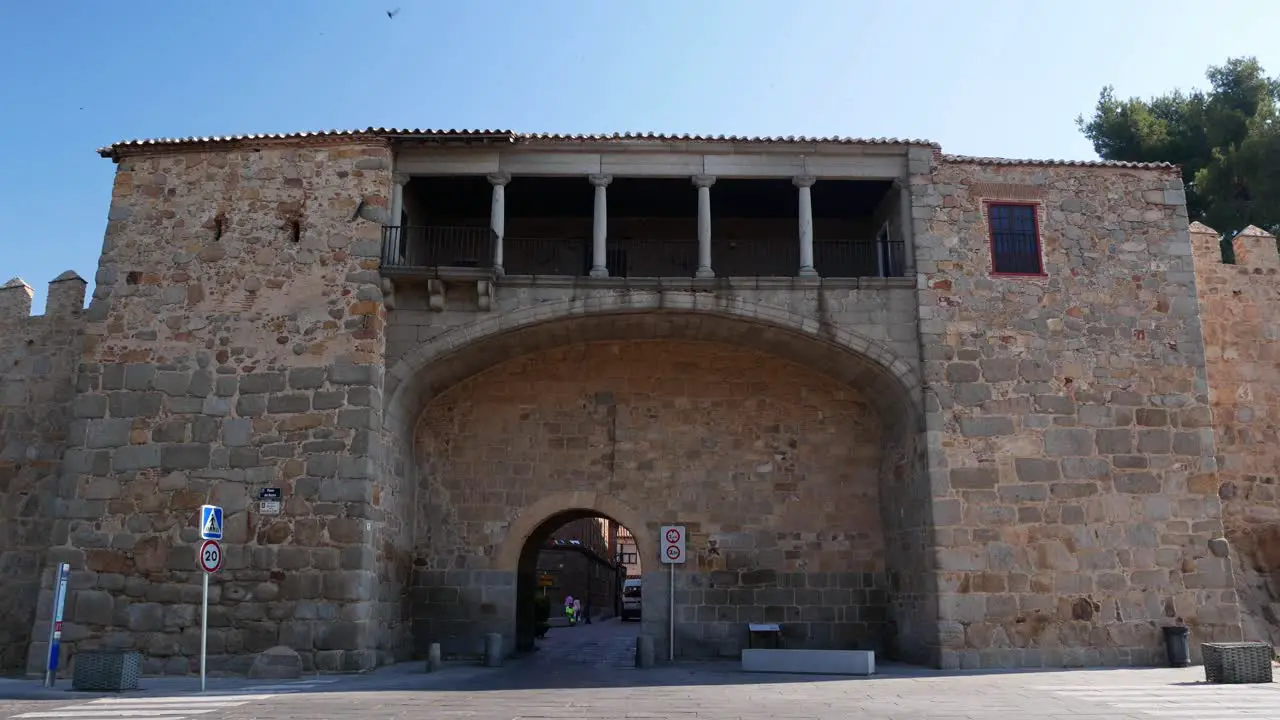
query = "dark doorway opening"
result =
(515, 509, 640, 655)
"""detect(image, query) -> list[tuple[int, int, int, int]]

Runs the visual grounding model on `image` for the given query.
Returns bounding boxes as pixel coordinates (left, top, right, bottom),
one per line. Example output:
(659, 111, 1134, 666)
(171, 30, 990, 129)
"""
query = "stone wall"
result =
(412, 339, 890, 658)
(29, 141, 398, 676)
(0, 275, 86, 674)
(914, 157, 1243, 669)
(878, 151, 936, 666)
(1189, 221, 1280, 648)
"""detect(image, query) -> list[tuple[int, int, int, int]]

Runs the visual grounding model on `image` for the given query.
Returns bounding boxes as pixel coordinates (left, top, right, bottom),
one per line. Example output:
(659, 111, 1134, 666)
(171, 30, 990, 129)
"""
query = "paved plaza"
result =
(3, 620, 1278, 719)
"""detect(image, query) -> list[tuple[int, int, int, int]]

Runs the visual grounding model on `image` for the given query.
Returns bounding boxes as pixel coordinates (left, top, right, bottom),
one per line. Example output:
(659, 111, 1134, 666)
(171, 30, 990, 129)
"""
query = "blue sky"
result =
(1, 0, 1276, 313)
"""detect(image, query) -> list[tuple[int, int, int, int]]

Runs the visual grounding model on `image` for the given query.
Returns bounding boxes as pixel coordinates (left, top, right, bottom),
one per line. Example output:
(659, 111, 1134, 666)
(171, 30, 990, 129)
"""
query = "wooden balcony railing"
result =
(380, 226, 907, 279)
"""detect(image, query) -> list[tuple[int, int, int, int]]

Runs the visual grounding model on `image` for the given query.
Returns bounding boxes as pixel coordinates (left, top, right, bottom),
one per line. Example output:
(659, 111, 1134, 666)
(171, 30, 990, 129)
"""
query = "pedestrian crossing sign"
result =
(199, 505, 223, 540)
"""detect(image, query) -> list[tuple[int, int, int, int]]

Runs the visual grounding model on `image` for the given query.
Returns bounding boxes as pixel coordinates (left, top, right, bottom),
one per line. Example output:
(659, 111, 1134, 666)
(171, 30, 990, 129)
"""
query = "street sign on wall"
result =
(660, 525, 686, 564)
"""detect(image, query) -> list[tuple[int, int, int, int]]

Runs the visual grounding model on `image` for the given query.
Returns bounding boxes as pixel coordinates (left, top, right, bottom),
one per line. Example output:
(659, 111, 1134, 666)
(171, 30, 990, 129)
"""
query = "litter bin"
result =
(1162, 625, 1191, 668)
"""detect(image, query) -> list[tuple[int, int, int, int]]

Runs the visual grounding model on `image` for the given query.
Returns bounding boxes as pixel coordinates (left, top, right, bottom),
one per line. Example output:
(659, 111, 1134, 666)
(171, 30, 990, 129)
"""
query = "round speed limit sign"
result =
(198, 539, 223, 574)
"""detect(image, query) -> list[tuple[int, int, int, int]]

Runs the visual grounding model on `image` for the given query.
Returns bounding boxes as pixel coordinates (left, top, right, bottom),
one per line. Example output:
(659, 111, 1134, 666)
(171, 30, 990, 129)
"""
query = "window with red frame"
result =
(988, 203, 1043, 275)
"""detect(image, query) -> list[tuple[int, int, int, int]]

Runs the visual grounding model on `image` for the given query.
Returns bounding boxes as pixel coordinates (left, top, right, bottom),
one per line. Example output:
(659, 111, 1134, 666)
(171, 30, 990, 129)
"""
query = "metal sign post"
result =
(198, 505, 223, 693)
(201, 564, 209, 691)
(659, 525, 686, 662)
(43, 562, 70, 687)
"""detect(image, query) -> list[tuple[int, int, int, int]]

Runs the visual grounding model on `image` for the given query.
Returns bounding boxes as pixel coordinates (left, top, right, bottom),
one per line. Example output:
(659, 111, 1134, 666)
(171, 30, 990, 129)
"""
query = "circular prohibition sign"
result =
(665, 528, 682, 544)
(665, 545, 682, 560)
(198, 539, 224, 573)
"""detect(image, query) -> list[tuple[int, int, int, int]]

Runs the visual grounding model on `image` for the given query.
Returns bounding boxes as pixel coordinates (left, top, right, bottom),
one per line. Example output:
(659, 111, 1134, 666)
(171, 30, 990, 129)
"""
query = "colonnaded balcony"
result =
(378, 175, 907, 279)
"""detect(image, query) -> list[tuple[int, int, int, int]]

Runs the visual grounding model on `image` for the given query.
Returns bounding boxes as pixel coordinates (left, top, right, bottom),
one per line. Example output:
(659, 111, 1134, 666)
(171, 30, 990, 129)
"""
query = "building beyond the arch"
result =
(0, 127, 1271, 676)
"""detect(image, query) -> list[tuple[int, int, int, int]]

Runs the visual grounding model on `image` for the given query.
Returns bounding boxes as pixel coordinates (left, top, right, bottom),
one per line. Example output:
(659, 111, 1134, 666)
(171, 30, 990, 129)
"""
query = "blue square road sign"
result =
(199, 505, 223, 540)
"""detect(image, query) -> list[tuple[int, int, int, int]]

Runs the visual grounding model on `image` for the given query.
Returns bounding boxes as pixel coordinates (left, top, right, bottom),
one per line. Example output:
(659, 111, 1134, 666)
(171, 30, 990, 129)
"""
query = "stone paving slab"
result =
(15, 663, 1249, 720)
(6, 623, 1280, 720)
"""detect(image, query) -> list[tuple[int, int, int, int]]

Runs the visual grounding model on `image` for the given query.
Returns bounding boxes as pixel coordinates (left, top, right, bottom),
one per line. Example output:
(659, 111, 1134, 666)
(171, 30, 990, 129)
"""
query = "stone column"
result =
(589, 174, 612, 278)
(488, 172, 511, 275)
(389, 172, 409, 262)
(893, 179, 916, 278)
(693, 175, 716, 278)
(794, 175, 817, 277)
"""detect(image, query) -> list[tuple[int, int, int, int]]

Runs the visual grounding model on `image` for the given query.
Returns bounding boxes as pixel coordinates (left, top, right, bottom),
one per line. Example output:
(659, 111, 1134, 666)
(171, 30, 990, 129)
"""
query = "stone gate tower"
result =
(0, 128, 1258, 676)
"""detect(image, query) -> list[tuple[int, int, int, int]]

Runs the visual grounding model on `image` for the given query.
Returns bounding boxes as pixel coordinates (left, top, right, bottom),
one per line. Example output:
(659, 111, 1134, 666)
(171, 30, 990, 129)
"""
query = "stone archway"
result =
(495, 493, 654, 653)
(387, 296, 935, 663)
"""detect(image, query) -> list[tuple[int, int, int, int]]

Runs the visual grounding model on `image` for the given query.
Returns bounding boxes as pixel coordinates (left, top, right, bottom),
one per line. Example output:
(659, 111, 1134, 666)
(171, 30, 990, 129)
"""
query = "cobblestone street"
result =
(519, 617, 642, 676)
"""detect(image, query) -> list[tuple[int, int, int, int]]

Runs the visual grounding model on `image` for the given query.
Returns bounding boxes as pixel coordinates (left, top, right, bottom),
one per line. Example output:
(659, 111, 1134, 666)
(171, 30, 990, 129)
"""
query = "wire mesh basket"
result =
(1202, 642, 1274, 684)
(71, 650, 142, 692)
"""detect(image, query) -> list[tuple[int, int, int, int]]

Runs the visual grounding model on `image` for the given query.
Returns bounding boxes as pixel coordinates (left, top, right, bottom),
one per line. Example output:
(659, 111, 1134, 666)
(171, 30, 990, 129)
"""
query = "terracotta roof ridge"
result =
(97, 127, 943, 158)
(941, 153, 1177, 170)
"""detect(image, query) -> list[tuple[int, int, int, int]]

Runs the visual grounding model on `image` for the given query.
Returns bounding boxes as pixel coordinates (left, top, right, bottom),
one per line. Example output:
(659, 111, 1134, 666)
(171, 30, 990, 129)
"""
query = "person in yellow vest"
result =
(564, 595, 576, 625)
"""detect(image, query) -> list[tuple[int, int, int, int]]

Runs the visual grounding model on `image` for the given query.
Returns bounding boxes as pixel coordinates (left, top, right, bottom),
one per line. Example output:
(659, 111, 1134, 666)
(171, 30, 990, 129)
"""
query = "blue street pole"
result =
(43, 563, 70, 687)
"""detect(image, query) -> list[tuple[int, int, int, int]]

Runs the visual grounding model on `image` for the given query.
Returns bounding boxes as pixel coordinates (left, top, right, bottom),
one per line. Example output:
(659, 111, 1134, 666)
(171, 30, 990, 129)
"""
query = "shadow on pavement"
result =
(0, 618, 1217, 698)
(318, 619, 1215, 693)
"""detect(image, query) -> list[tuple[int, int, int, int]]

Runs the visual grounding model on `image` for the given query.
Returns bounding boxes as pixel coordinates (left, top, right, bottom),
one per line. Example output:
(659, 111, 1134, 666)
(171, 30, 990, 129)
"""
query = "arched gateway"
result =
(384, 295, 935, 662)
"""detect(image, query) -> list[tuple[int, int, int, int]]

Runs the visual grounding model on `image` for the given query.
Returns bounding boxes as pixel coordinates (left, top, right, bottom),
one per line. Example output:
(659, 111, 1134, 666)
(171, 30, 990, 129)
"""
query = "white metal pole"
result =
(669, 562, 675, 661)
(200, 572, 209, 692)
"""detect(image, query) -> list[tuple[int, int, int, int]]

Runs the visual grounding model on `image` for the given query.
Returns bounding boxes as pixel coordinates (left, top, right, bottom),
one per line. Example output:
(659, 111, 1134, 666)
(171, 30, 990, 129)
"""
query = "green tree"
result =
(1078, 57, 1280, 257)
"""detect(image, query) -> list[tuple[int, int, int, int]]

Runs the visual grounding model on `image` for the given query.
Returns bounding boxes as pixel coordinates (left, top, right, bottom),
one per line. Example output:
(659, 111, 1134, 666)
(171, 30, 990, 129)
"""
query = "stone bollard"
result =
(425, 643, 442, 673)
(635, 634, 655, 668)
(483, 633, 503, 667)
(248, 646, 303, 680)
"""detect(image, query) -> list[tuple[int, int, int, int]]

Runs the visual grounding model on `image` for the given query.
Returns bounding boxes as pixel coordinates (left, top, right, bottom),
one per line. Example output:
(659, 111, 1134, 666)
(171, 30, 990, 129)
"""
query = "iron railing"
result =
(713, 239, 799, 277)
(381, 226, 493, 271)
(613, 239, 700, 278)
(815, 238, 906, 278)
(380, 226, 906, 278)
(504, 237, 590, 276)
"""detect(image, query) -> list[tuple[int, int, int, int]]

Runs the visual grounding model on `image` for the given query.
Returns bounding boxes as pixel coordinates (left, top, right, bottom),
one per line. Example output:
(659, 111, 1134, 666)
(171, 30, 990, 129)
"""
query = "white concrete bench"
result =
(741, 648, 876, 676)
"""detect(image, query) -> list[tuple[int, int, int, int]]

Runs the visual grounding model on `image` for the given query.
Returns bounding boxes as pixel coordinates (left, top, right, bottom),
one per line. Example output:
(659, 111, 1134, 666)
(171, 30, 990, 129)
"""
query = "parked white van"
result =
(621, 578, 642, 621)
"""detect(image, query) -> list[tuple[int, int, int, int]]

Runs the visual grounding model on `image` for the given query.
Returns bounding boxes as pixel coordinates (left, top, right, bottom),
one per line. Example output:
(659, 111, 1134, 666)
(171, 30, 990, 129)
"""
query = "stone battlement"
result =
(1190, 221, 1280, 270)
(0, 271, 88, 322)
(1188, 220, 1280, 651)
(0, 270, 87, 673)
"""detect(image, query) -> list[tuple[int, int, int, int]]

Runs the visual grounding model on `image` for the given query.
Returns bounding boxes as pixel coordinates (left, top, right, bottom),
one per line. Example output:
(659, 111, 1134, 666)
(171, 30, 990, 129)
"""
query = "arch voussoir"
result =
(384, 293, 924, 426)
(494, 491, 655, 572)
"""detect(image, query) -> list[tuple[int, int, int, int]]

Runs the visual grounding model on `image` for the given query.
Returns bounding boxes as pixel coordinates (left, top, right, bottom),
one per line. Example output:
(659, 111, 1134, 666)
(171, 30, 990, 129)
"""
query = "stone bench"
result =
(741, 648, 876, 676)
(1203, 641, 1274, 684)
